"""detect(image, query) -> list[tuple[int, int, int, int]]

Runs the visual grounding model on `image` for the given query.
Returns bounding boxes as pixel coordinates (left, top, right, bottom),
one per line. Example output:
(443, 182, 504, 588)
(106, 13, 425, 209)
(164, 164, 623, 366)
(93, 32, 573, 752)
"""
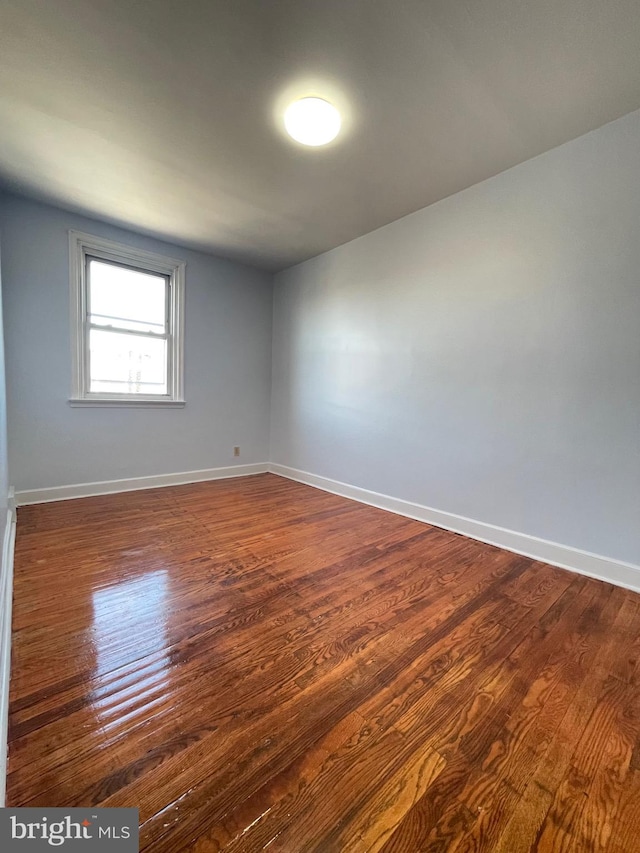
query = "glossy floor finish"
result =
(7, 474, 640, 851)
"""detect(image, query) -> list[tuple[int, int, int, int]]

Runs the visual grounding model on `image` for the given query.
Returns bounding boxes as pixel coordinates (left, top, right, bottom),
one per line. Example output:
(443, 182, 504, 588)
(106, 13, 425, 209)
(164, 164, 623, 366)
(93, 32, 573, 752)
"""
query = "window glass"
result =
(89, 329, 168, 395)
(88, 258, 167, 334)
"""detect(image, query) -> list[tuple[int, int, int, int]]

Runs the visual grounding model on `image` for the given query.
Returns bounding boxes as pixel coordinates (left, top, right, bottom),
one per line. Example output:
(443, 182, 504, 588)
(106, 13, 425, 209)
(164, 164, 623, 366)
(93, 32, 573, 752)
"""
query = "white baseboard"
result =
(0, 505, 16, 806)
(13, 461, 640, 594)
(15, 463, 269, 506)
(269, 463, 640, 595)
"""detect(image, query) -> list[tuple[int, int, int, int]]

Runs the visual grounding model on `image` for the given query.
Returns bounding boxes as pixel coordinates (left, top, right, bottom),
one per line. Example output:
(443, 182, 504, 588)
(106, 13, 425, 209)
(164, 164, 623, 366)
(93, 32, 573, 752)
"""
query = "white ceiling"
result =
(1, 0, 640, 271)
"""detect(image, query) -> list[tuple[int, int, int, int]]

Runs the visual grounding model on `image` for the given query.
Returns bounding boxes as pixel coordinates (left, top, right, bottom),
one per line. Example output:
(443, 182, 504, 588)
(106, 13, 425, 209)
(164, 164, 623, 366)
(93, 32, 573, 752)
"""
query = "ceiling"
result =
(1, 0, 640, 272)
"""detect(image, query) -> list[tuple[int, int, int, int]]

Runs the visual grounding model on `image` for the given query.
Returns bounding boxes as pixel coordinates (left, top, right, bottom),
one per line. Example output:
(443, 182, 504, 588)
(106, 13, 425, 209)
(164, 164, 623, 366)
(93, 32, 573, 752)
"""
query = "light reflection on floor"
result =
(90, 570, 170, 726)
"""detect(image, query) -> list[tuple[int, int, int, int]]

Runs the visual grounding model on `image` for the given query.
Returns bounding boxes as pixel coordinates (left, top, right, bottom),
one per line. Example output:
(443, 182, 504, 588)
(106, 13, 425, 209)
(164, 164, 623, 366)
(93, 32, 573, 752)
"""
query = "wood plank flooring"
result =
(7, 473, 640, 851)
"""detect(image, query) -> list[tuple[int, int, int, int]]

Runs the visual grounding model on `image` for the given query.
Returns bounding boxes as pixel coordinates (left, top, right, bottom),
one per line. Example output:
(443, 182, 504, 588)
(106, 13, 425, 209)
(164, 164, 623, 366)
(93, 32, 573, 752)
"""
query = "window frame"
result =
(69, 231, 185, 407)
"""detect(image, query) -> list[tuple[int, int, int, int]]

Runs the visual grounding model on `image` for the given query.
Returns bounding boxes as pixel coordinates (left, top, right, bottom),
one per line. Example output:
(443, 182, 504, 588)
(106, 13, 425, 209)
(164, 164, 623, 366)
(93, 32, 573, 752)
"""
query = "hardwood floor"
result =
(7, 473, 640, 851)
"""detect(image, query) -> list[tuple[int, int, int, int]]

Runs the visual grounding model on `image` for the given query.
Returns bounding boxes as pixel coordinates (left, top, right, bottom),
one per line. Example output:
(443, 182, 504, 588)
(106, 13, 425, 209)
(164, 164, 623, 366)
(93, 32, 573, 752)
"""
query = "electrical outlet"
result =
(233, 446, 240, 457)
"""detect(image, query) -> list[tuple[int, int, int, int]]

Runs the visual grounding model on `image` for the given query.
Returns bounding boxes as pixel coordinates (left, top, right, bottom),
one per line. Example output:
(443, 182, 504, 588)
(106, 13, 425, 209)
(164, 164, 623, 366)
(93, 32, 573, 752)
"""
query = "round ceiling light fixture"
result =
(284, 97, 342, 146)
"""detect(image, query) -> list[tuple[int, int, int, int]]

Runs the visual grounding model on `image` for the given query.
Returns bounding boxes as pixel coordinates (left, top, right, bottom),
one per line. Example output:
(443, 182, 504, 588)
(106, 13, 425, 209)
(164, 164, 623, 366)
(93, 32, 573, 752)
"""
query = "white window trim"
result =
(69, 231, 186, 407)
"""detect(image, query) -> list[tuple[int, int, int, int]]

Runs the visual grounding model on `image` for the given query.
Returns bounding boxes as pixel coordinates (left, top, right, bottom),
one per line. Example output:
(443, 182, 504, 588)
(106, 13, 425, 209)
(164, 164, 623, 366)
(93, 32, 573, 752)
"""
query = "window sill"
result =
(69, 398, 185, 408)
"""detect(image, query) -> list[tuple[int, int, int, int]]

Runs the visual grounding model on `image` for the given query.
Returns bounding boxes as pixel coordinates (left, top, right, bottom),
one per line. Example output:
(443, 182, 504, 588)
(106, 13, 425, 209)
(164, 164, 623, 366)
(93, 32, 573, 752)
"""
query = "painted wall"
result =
(271, 109, 640, 566)
(0, 244, 8, 513)
(0, 195, 273, 491)
(0, 236, 12, 807)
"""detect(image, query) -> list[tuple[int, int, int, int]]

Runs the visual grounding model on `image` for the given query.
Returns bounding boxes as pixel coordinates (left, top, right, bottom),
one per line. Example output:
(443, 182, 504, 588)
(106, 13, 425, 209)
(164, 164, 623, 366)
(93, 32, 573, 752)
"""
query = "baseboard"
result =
(0, 505, 16, 806)
(13, 460, 640, 590)
(269, 463, 640, 595)
(15, 463, 270, 506)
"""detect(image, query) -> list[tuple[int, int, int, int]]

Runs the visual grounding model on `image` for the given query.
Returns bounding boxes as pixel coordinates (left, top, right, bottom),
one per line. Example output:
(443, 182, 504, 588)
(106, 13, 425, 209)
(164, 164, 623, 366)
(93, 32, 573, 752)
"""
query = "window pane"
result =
(89, 329, 168, 395)
(88, 259, 167, 334)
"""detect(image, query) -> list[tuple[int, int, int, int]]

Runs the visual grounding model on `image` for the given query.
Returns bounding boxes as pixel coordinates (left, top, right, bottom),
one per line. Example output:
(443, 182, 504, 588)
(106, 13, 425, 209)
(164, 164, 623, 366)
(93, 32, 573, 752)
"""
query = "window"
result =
(69, 231, 185, 406)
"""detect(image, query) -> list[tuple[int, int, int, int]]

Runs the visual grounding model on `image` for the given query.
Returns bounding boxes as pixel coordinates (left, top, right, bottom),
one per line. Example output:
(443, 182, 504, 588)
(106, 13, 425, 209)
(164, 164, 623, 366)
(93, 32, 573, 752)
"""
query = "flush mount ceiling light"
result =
(284, 97, 342, 146)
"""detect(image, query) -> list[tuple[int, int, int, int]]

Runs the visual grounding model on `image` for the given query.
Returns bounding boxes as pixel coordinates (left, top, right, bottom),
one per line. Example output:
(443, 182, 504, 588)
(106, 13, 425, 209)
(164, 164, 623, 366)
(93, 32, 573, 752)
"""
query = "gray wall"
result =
(0, 195, 273, 491)
(271, 109, 640, 566)
(0, 243, 8, 514)
(0, 233, 14, 807)
(0, 237, 9, 807)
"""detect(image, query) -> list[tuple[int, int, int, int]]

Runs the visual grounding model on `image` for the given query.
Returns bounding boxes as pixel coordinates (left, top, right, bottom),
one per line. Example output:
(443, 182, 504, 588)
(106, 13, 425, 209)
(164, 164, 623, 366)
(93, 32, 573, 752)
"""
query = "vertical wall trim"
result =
(0, 505, 17, 806)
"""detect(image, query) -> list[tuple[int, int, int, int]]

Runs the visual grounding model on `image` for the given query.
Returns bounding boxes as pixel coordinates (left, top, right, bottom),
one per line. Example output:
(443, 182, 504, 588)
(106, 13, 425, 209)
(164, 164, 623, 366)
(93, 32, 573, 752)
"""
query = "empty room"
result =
(0, 1, 639, 851)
